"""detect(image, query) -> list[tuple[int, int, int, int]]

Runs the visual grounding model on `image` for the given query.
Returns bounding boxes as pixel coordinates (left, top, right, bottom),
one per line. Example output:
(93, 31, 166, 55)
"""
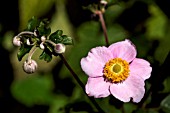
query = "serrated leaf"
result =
(39, 49, 52, 62)
(27, 16, 40, 31)
(49, 30, 73, 45)
(17, 45, 32, 61)
(49, 30, 62, 42)
(37, 19, 51, 36)
(61, 35, 73, 45)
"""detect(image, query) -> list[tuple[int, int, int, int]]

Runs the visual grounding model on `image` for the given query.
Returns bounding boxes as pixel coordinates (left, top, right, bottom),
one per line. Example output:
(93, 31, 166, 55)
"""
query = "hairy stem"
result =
(59, 54, 105, 113)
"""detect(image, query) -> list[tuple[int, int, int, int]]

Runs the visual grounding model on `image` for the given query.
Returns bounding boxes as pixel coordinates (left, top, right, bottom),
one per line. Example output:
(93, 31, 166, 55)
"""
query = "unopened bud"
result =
(13, 36, 22, 46)
(41, 36, 46, 42)
(26, 39, 31, 45)
(34, 29, 39, 37)
(23, 59, 38, 74)
(100, 0, 108, 5)
(54, 43, 66, 54)
(40, 42, 45, 50)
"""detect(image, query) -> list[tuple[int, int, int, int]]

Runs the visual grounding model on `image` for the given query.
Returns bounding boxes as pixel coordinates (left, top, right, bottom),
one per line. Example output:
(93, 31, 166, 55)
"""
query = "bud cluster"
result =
(13, 16, 73, 74)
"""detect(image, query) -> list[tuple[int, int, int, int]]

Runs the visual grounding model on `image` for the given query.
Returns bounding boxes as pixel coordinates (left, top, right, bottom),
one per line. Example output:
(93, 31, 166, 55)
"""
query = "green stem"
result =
(17, 31, 34, 36)
(27, 45, 37, 62)
(45, 40, 56, 46)
(59, 54, 105, 113)
(96, 11, 109, 46)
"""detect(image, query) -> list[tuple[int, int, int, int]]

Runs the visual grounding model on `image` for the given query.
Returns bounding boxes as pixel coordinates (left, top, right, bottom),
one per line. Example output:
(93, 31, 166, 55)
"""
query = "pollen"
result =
(103, 58, 130, 83)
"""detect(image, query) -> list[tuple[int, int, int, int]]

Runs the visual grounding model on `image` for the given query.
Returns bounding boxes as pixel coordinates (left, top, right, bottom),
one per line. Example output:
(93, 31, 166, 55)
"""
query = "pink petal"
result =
(110, 74, 145, 103)
(85, 77, 110, 98)
(81, 46, 112, 77)
(130, 58, 152, 80)
(108, 39, 137, 62)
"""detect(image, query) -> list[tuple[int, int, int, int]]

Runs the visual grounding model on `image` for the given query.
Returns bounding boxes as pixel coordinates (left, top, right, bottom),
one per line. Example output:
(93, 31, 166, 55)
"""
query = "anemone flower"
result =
(80, 39, 152, 103)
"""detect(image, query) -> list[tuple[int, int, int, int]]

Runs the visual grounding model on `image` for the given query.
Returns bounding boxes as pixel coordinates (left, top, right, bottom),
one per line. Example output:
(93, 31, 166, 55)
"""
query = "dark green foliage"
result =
(17, 44, 33, 61)
(49, 30, 73, 45)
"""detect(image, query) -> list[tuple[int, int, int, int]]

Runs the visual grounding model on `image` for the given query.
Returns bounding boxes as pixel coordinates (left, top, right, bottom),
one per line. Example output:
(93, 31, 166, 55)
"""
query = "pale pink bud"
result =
(100, 0, 108, 5)
(26, 39, 31, 45)
(54, 43, 66, 54)
(23, 59, 38, 74)
(13, 36, 21, 46)
(34, 29, 38, 37)
(40, 42, 45, 50)
(41, 36, 46, 42)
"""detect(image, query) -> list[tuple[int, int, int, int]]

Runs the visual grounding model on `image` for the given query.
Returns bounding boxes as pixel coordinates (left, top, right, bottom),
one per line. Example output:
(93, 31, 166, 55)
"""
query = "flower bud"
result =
(40, 42, 45, 50)
(54, 43, 66, 54)
(100, 0, 108, 5)
(13, 36, 21, 46)
(41, 36, 46, 42)
(23, 59, 38, 74)
(34, 29, 38, 37)
(26, 39, 31, 45)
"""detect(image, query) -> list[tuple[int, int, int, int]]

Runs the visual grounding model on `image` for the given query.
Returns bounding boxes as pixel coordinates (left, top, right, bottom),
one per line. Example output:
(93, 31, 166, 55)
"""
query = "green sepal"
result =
(49, 30, 73, 45)
(17, 44, 32, 61)
(27, 16, 40, 31)
(39, 48, 53, 62)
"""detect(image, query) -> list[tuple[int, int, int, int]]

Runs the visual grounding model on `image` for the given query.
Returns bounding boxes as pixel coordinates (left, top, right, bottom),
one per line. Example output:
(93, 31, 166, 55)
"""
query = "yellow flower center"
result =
(103, 58, 130, 83)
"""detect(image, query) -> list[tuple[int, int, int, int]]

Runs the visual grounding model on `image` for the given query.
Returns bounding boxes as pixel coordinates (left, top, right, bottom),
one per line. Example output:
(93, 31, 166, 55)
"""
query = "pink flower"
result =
(80, 39, 152, 103)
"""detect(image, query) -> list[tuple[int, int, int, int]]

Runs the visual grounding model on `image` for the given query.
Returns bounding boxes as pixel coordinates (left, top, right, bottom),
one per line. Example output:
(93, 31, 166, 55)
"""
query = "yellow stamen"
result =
(103, 58, 130, 83)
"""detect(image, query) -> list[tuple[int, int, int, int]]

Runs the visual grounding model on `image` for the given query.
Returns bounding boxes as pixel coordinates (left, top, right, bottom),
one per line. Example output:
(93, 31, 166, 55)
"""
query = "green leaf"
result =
(11, 75, 54, 107)
(145, 5, 167, 39)
(37, 19, 51, 36)
(123, 103, 137, 113)
(27, 16, 40, 31)
(49, 30, 73, 45)
(162, 77, 170, 93)
(49, 30, 63, 42)
(39, 49, 53, 62)
(132, 108, 159, 113)
(161, 94, 170, 113)
(61, 35, 73, 45)
(17, 44, 32, 61)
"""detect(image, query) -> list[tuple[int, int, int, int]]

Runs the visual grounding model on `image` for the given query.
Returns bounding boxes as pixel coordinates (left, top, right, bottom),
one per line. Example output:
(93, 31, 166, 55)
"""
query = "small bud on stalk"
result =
(13, 36, 22, 46)
(23, 59, 38, 74)
(41, 36, 46, 42)
(54, 43, 66, 54)
(100, 0, 108, 6)
(40, 42, 45, 50)
(26, 39, 31, 45)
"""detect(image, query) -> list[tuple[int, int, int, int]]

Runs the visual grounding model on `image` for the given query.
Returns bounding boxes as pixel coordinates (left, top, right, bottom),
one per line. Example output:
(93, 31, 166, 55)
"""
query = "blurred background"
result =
(0, 0, 170, 113)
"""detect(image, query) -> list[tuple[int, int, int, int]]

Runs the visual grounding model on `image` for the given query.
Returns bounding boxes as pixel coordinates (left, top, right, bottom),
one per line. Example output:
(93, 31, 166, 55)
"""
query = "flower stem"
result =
(27, 45, 37, 62)
(96, 11, 109, 46)
(45, 40, 56, 46)
(17, 31, 34, 36)
(59, 54, 105, 113)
